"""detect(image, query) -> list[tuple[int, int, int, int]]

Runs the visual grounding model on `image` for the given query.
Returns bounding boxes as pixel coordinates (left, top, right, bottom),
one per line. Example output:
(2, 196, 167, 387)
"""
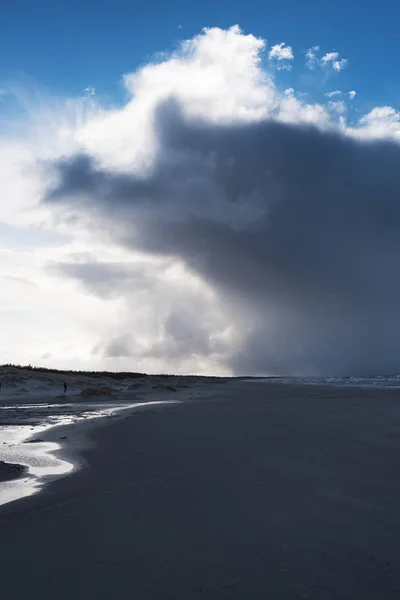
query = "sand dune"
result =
(0, 365, 220, 403)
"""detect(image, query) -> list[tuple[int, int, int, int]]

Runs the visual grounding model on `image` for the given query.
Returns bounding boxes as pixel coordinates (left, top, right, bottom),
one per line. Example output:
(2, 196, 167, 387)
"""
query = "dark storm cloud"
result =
(50, 259, 173, 299)
(150, 310, 214, 359)
(96, 312, 214, 362)
(45, 99, 400, 375)
(50, 261, 136, 299)
(103, 335, 133, 358)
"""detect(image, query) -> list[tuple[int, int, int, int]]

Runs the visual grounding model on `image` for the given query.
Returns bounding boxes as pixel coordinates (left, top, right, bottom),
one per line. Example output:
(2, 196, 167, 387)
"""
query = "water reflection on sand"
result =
(0, 400, 178, 506)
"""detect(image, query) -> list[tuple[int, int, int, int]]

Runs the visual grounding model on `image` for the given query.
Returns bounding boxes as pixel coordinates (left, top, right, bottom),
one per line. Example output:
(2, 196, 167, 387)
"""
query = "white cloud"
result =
(325, 90, 342, 98)
(333, 59, 348, 72)
(348, 90, 356, 100)
(355, 106, 400, 141)
(79, 26, 275, 173)
(327, 100, 347, 115)
(268, 42, 294, 70)
(305, 45, 319, 69)
(278, 95, 330, 127)
(0, 26, 399, 374)
(321, 51, 348, 72)
(321, 51, 339, 65)
(306, 47, 348, 72)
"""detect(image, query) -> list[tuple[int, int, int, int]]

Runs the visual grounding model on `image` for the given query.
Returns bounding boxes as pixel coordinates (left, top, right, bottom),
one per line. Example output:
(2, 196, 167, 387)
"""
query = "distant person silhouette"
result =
(64, 382, 67, 394)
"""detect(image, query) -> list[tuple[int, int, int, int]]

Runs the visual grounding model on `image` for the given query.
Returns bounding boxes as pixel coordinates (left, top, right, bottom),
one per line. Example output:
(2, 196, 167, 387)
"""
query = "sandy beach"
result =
(1, 379, 400, 598)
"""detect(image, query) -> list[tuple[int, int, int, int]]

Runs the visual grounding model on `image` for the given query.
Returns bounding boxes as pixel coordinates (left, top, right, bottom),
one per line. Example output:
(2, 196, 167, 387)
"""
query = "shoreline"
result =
(0, 396, 184, 507)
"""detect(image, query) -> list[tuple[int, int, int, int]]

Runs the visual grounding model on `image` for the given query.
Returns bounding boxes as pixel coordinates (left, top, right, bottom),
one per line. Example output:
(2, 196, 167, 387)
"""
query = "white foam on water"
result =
(243, 375, 400, 388)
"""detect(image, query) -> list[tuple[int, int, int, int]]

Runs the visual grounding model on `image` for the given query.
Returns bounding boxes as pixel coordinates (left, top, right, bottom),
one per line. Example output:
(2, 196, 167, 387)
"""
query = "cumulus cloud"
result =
(3, 25, 400, 375)
(348, 90, 356, 100)
(306, 47, 348, 72)
(321, 51, 348, 71)
(355, 106, 400, 141)
(333, 59, 348, 72)
(321, 52, 338, 65)
(268, 42, 294, 70)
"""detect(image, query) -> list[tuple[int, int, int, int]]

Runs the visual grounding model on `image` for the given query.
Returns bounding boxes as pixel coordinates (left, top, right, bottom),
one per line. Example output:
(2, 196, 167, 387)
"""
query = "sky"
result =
(1, 1, 400, 375)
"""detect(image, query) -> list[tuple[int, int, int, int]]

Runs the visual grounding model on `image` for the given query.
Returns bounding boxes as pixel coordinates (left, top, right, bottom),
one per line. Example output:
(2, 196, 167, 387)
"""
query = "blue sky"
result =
(1, 0, 399, 110)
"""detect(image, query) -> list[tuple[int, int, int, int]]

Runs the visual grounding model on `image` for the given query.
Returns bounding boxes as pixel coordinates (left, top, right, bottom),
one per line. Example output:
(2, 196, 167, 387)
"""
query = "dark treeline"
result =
(0, 364, 234, 381)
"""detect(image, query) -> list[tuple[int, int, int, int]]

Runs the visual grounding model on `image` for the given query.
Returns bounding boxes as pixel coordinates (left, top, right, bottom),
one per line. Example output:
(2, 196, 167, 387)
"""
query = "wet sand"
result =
(0, 460, 27, 481)
(1, 380, 400, 599)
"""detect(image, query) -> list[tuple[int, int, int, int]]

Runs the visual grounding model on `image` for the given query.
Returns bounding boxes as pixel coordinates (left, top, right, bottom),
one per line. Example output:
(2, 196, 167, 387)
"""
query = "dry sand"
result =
(1, 380, 400, 598)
